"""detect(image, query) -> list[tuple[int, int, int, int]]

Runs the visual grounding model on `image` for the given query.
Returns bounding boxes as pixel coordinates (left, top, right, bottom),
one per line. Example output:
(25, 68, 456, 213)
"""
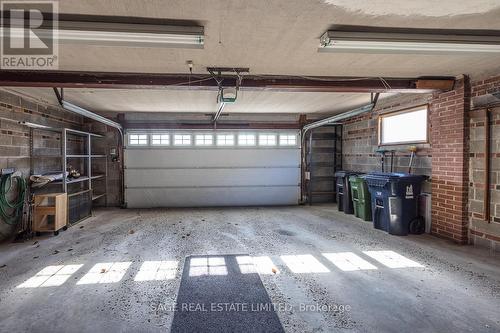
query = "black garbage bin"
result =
(334, 171, 359, 214)
(364, 172, 425, 236)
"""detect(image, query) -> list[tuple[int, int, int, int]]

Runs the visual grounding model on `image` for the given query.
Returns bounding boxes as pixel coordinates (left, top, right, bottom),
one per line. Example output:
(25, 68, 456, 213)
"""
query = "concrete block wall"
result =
(468, 75, 500, 251)
(341, 74, 500, 250)
(342, 93, 433, 192)
(0, 89, 83, 242)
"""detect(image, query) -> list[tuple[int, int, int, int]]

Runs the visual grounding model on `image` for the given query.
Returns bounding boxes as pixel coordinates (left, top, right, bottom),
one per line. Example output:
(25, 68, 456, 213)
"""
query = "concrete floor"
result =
(0, 205, 499, 333)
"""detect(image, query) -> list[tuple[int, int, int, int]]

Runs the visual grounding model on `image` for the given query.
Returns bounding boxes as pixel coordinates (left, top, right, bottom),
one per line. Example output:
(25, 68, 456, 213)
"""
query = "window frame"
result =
(173, 133, 192, 146)
(194, 133, 214, 146)
(378, 105, 429, 146)
(258, 133, 277, 147)
(238, 133, 257, 146)
(216, 133, 235, 147)
(150, 133, 170, 146)
(128, 133, 148, 146)
(279, 133, 298, 147)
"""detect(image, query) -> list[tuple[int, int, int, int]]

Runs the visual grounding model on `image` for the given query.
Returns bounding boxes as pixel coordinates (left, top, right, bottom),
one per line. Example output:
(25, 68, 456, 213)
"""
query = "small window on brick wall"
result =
(379, 106, 428, 145)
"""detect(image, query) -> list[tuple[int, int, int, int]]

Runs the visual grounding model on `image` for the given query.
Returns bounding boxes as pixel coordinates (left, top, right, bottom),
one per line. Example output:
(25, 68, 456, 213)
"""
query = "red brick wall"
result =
(430, 76, 471, 243)
(340, 74, 500, 248)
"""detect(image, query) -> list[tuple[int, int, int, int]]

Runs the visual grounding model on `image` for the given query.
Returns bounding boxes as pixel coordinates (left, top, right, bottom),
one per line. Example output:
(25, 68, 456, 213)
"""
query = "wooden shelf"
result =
(33, 193, 67, 234)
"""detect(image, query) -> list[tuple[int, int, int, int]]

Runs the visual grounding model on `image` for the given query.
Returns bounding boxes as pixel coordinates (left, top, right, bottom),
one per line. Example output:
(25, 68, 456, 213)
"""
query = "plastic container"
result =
(334, 171, 359, 214)
(364, 172, 425, 236)
(349, 175, 372, 221)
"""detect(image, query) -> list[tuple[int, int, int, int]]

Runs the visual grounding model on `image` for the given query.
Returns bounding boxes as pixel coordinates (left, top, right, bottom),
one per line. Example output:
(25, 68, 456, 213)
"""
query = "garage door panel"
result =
(125, 168, 299, 188)
(124, 131, 301, 208)
(126, 187, 299, 208)
(125, 149, 300, 168)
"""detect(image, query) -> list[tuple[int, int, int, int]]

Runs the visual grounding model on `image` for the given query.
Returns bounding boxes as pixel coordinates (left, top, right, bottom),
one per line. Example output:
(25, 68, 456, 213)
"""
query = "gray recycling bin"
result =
(364, 172, 425, 236)
(334, 171, 359, 214)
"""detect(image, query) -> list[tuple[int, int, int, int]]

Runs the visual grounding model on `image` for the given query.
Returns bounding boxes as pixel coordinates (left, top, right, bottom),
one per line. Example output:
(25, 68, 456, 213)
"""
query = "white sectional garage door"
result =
(124, 131, 301, 208)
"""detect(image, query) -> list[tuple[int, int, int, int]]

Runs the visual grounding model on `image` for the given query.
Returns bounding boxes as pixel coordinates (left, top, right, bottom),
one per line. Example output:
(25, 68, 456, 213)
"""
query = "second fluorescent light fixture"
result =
(319, 27, 500, 54)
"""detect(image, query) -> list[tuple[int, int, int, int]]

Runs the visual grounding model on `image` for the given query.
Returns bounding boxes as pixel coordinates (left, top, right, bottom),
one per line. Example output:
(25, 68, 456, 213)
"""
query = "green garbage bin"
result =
(349, 175, 372, 221)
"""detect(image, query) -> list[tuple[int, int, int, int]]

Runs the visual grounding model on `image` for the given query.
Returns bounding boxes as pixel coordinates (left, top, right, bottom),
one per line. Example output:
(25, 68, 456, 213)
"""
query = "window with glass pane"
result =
(279, 134, 297, 146)
(238, 134, 256, 146)
(379, 107, 428, 145)
(217, 134, 235, 146)
(258, 134, 277, 146)
(174, 134, 191, 146)
(195, 134, 213, 146)
(129, 134, 148, 145)
(151, 134, 169, 145)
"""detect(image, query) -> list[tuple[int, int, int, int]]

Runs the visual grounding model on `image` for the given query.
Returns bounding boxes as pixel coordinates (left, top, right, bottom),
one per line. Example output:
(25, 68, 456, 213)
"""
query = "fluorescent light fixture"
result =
(18, 121, 53, 129)
(5, 20, 204, 49)
(62, 100, 122, 130)
(319, 28, 500, 54)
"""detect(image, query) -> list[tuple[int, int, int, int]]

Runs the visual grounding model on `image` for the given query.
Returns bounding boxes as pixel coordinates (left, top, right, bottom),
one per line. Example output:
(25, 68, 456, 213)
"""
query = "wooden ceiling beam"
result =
(0, 70, 455, 93)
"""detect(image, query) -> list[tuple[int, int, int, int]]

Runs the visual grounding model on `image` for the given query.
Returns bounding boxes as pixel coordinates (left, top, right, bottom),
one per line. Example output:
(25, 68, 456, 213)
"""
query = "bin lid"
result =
(349, 175, 366, 182)
(365, 172, 425, 182)
(335, 171, 362, 177)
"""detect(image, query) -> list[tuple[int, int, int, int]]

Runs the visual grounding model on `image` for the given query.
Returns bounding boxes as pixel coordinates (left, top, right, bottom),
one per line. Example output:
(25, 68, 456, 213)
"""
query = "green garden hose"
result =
(0, 173, 26, 225)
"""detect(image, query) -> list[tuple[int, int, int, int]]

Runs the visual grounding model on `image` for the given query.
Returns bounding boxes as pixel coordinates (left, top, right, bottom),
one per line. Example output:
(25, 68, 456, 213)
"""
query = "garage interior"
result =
(0, 1, 500, 332)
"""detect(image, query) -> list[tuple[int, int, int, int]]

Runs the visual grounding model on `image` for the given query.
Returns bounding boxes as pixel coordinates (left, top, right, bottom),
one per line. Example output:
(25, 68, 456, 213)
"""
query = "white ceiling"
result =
(5, 87, 394, 115)
(48, 0, 500, 78)
(323, 0, 500, 17)
(5, 1, 500, 116)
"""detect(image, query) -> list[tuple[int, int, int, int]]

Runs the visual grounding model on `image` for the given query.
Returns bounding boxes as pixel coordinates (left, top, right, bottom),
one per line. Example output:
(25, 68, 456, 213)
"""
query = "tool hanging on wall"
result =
(408, 146, 418, 173)
(376, 148, 395, 172)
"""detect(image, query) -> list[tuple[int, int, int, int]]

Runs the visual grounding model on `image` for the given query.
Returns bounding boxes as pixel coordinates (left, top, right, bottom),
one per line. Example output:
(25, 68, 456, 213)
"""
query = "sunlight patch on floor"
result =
(322, 252, 378, 271)
(134, 261, 178, 281)
(76, 262, 132, 285)
(280, 254, 330, 273)
(17, 265, 83, 288)
(189, 256, 228, 277)
(363, 250, 424, 268)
